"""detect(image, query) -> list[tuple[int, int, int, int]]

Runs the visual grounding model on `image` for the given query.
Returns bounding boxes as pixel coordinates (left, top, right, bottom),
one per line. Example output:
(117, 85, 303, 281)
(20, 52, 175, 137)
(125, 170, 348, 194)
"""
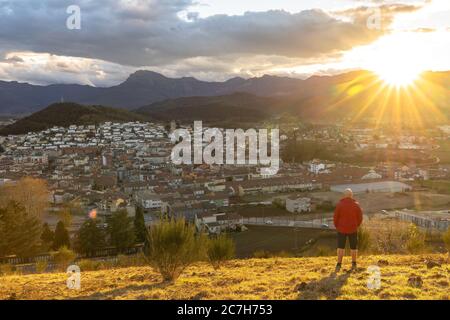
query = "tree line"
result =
(0, 177, 147, 259)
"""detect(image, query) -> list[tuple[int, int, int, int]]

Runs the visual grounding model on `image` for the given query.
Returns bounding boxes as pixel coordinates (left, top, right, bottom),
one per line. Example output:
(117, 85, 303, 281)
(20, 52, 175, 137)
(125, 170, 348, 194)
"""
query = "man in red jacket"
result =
(333, 188, 363, 272)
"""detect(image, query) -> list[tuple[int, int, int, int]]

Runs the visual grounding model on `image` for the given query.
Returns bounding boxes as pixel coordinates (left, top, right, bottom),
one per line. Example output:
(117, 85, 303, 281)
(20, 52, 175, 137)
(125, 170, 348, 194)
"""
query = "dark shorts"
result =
(337, 232, 358, 250)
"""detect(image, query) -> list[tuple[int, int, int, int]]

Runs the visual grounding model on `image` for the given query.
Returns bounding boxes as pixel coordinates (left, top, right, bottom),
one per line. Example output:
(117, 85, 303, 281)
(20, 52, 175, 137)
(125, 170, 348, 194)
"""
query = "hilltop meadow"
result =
(1, 254, 449, 300)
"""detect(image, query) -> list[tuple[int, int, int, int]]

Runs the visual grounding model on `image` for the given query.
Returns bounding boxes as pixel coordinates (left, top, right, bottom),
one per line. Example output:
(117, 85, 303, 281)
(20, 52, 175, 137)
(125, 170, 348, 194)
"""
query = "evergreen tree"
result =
(53, 221, 71, 250)
(108, 210, 135, 253)
(41, 223, 55, 249)
(76, 218, 105, 257)
(134, 206, 147, 244)
(0, 201, 42, 258)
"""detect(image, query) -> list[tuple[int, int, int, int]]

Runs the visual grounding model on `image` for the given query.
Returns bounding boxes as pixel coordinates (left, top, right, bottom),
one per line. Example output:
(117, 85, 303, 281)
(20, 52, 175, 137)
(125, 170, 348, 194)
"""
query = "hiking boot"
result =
(351, 262, 357, 271)
(335, 263, 342, 273)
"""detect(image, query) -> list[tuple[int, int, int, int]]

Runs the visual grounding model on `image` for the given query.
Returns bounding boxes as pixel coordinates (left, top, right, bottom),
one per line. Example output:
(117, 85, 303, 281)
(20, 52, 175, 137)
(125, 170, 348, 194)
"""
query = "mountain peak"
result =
(124, 70, 168, 84)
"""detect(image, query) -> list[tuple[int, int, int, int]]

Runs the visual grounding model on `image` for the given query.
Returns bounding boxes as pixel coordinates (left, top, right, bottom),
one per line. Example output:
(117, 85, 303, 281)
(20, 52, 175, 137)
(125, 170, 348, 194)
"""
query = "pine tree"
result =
(134, 206, 147, 244)
(76, 218, 105, 257)
(41, 223, 55, 249)
(53, 221, 71, 250)
(108, 210, 135, 253)
(0, 201, 42, 258)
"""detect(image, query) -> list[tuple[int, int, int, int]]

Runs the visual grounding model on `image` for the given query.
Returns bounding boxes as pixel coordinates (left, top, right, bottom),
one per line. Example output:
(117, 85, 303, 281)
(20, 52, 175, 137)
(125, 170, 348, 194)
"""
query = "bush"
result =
(406, 224, 426, 254)
(116, 252, 147, 268)
(253, 250, 272, 259)
(147, 219, 205, 282)
(358, 226, 371, 253)
(53, 246, 76, 270)
(274, 250, 294, 258)
(361, 218, 411, 254)
(314, 246, 333, 257)
(35, 261, 48, 274)
(207, 235, 235, 269)
(443, 228, 450, 261)
(78, 259, 103, 271)
(0, 263, 14, 276)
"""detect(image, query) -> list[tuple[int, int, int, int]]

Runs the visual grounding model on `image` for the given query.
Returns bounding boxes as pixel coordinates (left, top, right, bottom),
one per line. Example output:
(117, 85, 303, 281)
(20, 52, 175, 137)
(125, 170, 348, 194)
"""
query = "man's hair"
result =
(344, 188, 353, 198)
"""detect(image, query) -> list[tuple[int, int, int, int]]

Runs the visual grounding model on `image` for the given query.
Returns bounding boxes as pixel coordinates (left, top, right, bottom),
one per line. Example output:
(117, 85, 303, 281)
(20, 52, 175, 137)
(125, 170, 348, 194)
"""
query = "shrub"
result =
(207, 235, 235, 269)
(116, 252, 147, 268)
(147, 219, 205, 282)
(442, 228, 450, 261)
(253, 250, 272, 259)
(0, 263, 14, 276)
(361, 218, 410, 254)
(406, 224, 426, 254)
(275, 250, 294, 258)
(35, 261, 48, 274)
(358, 226, 371, 253)
(78, 259, 102, 271)
(314, 246, 333, 257)
(53, 246, 76, 270)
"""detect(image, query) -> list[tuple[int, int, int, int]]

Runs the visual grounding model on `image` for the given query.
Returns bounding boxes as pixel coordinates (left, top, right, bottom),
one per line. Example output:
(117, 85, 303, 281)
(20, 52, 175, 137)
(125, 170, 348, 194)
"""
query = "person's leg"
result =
(337, 248, 345, 264)
(336, 233, 345, 271)
(351, 249, 358, 263)
(349, 233, 358, 270)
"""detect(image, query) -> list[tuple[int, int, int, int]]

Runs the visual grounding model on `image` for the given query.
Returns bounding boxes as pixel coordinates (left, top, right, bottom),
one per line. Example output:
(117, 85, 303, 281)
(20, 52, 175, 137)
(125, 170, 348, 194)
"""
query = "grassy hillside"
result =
(1, 254, 448, 300)
(0, 102, 147, 135)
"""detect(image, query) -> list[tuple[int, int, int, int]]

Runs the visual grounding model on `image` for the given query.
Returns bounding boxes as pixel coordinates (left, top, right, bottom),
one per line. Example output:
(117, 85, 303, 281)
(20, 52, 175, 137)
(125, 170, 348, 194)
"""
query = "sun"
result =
(369, 51, 424, 88)
(362, 33, 428, 88)
(374, 65, 422, 87)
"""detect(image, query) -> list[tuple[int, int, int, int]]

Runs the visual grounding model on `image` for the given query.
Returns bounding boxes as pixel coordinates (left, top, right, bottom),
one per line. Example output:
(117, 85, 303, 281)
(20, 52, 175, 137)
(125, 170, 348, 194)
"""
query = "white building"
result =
(331, 181, 412, 194)
(362, 169, 382, 180)
(135, 191, 162, 210)
(286, 196, 312, 213)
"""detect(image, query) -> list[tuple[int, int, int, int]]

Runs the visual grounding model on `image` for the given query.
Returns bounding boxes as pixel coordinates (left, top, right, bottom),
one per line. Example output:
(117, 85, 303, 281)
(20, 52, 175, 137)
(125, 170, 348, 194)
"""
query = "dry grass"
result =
(0, 254, 449, 300)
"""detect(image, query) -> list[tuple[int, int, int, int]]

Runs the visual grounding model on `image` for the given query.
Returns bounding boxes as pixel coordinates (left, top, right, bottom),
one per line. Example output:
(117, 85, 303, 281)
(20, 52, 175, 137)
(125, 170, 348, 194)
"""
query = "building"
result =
(195, 212, 244, 234)
(361, 169, 382, 180)
(394, 209, 450, 231)
(135, 191, 162, 210)
(285, 196, 312, 213)
(330, 181, 412, 194)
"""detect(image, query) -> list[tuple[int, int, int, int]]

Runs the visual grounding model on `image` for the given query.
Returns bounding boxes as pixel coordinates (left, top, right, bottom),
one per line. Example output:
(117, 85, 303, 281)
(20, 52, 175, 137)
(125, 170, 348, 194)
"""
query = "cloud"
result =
(0, 0, 393, 66)
(0, 0, 427, 84)
(0, 51, 136, 86)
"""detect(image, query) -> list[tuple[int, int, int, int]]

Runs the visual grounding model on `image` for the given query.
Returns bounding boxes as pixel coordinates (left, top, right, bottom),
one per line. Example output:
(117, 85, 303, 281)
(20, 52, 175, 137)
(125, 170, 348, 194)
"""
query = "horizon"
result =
(0, 0, 449, 87)
(2, 68, 450, 88)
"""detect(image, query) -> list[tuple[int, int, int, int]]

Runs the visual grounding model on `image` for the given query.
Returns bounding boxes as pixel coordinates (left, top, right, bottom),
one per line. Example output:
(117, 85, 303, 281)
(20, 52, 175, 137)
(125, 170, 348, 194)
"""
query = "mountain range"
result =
(0, 70, 449, 130)
(0, 70, 309, 115)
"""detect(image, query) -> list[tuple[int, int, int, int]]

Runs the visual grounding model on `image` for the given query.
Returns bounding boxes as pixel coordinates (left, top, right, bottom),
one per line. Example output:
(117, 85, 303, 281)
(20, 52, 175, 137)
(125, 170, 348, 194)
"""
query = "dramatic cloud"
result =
(0, 0, 434, 85)
(0, 1, 393, 64)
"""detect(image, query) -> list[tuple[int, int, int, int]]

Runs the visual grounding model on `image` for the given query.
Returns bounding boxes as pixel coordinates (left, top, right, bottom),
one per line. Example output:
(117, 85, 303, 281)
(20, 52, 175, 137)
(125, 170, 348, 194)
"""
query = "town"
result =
(1, 118, 450, 265)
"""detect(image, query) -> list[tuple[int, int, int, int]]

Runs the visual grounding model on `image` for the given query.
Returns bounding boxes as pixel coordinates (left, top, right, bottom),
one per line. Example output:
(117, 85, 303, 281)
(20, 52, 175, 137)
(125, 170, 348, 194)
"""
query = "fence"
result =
(243, 216, 335, 229)
(0, 244, 144, 266)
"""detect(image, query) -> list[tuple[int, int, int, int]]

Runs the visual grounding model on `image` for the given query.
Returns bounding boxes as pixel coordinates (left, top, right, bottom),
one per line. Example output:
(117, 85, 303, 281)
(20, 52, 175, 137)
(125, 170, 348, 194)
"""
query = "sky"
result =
(0, 0, 449, 86)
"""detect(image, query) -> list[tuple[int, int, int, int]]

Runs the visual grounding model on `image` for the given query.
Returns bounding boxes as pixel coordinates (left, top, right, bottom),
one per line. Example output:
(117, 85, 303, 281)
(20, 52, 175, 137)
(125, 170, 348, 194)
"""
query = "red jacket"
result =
(333, 197, 363, 234)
